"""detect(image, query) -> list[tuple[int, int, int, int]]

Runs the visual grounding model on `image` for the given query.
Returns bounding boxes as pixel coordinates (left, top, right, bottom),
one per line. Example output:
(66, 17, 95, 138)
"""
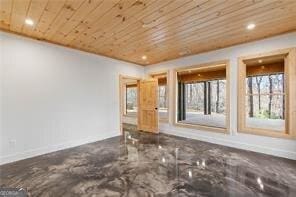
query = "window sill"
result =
(174, 122, 228, 134)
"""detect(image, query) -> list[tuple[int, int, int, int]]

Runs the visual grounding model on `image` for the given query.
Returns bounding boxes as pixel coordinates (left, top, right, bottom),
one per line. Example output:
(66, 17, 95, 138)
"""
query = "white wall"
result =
(145, 32, 296, 160)
(0, 32, 144, 165)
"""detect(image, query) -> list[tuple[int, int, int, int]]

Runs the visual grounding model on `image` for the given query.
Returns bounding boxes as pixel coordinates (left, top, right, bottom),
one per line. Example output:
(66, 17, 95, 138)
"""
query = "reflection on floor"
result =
(1, 130, 295, 196)
(123, 123, 137, 132)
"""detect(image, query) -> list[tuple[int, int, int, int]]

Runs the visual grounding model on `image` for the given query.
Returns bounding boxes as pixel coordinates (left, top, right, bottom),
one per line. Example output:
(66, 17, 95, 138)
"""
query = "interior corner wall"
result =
(144, 32, 296, 160)
(0, 32, 144, 165)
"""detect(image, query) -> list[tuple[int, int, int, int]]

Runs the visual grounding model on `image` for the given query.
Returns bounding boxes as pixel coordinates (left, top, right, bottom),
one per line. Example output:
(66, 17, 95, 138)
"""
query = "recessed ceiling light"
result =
(142, 20, 157, 28)
(246, 23, 255, 30)
(258, 59, 263, 63)
(179, 51, 187, 56)
(142, 55, 147, 60)
(179, 48, 191, 56)
(25, 18, 34, 26)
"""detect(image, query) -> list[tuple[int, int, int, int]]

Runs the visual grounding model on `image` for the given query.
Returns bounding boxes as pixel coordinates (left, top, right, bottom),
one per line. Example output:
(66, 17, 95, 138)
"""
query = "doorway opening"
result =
(119, 75, 140, 135)
(119, 75, 159, 135)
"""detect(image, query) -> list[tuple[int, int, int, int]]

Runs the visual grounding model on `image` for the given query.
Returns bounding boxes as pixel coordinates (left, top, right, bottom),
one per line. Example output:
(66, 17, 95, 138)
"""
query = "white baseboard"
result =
(160, 129, 296, 160)
(0, 131, 120, 165)
(2, 128, 294, 165)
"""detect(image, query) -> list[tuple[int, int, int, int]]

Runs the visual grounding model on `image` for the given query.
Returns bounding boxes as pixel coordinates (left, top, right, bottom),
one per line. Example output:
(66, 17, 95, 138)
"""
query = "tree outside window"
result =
(245, 73, 285, 131)
(126, 86, 137, 115)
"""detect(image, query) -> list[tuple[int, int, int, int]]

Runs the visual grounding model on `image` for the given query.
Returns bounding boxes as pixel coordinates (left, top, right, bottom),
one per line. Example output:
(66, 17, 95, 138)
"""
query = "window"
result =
(158, 85, 168, 118)
(245, 74, 285, 131)
(175, 61, 229, 132)
(238, 48, 296, 138)
(182, 80, 226, 128)
(125, 84, 137, 116)
(151, 72, 168, 120)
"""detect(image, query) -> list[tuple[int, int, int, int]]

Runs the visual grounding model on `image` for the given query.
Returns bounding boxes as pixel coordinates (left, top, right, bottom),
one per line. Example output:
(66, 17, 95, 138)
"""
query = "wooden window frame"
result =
(149, 70, 170, 122)
(173, 60, 230, 134)
(238, 48, 296, 139)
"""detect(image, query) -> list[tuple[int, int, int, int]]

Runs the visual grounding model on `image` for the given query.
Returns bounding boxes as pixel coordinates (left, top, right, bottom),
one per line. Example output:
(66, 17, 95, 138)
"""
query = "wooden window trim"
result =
(173, 60, 230, 134)
(237, 48, 296, 139)
(149, 70, 170, 122)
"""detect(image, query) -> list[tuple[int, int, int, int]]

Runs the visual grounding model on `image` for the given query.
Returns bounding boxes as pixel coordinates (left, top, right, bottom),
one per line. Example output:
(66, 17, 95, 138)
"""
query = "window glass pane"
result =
(126, 87, 137, 115)
(210, 80, 226, 115)
(159, 85, 168, 118)
(245, 73, 285, 131)
(245, 94, 285, 131)
(246, 74, 284, 95)
(270, 74, 284, 94)
(180, 81, 226, 128)
(185, 83, 204, 113)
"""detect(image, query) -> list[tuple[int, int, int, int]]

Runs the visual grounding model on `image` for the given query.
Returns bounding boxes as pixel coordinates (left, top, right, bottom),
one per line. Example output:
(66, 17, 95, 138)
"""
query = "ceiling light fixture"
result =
(179, 48, 192, 56)
(25, 18, 34, 26)
(258, 59, 263, 63)
(142, 55, 147, 60)
(246, 23, 256, 30)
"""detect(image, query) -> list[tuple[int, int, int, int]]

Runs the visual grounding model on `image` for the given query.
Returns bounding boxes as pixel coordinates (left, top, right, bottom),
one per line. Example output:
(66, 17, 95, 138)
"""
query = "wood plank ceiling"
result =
(1, 0, 296, 65)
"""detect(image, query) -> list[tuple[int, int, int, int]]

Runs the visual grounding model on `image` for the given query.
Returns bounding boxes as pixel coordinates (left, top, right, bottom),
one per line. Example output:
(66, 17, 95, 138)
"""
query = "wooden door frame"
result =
(119, 75, 141, 135)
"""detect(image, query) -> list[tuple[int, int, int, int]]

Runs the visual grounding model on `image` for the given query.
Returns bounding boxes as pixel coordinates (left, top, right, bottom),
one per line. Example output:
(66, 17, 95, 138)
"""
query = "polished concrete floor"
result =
(0, 131, 296, 197)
